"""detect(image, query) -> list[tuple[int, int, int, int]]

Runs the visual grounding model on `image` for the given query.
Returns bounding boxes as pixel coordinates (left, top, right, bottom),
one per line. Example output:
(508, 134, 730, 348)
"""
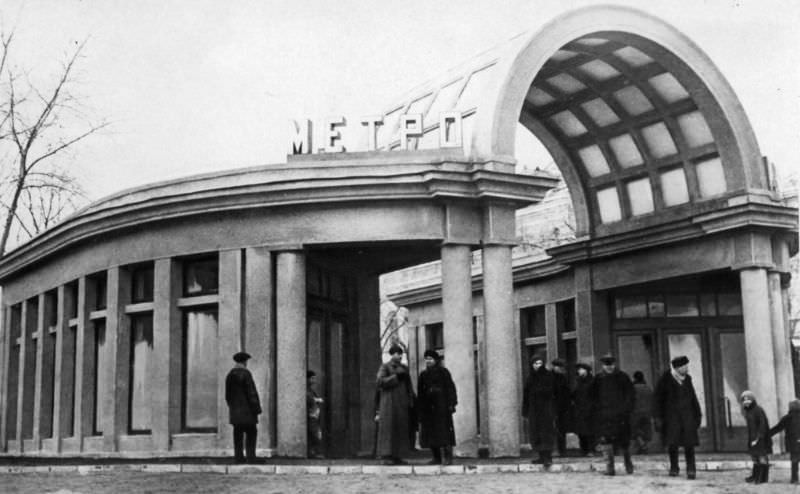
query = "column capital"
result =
(732, 261, 775, 272)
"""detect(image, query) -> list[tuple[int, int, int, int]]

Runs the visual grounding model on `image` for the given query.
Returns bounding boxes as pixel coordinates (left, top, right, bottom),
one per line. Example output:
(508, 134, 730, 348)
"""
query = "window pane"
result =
(617, 334, 655, 386)
(521, 306, 546, 337)
(641, 122, 677, 159)
(720, 332, 747, 426)
(578, 145, 610, 177)
(677, 111, 713, 148)
(426, 323, 444, 352)
(617, 295, 647, 318)
(609, 133, 643, 168)
(597, 186, 622, 223)
(699, 293, 717, 316)
(660, 168, 690, 206)
(696, 157, 726, 198)
(626, 177, 654, 216)
(92, 274, 107, 311)
(184, 310, 218, 430)
(718, 293, 743, 316)
(94, 320, 109, 435)
(666, 294, 699, 317)
(667, 334, 707, 426)
(130, 315, 153, 432)
(648, 295, 665, 317)
(131, 265, 154, 303)
(183, 258, 219, 296)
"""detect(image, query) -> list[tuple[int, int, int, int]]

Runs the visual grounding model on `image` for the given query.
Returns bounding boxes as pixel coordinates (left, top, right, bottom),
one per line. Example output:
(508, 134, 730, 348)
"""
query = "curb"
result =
(0, 460, 792, 475)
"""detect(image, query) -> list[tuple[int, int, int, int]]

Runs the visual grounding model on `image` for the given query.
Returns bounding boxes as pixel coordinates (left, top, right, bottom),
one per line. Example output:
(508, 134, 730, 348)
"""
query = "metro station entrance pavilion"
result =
(0, 6, 796, 458)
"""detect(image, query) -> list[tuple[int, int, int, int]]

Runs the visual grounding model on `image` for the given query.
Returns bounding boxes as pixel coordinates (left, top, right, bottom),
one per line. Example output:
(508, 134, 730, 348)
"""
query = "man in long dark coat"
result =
(417, 349, 457, 465)
(522, 354, 556, 467)
(653, 355, 702, 479)
(552, 358, 572, 457)
(572, 362, 595, 456)
(589, 353, 634, 476)
(225, 351, 262, 463)
(375, 344, 416, 465)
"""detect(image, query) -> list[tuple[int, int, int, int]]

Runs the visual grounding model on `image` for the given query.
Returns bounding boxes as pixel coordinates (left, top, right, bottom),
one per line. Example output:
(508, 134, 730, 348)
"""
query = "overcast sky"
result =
(2, 0, 798, 201)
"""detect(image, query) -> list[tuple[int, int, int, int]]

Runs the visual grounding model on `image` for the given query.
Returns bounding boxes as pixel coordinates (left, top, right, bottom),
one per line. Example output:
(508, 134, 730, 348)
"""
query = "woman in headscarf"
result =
(741, 390, 772, 484)
(417, 349, 457, 465)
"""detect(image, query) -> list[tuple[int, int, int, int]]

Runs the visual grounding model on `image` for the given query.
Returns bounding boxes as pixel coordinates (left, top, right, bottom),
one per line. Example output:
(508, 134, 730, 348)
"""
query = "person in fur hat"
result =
(769, 399, 800, 483)
(741, 390, 772, 484)
(417, 349, 457, 465)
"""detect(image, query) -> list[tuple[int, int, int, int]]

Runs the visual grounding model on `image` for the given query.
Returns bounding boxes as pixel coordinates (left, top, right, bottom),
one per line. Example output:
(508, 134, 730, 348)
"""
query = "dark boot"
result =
(668, 447, 679, 476)
(542, 450, 553, 468)
(443, 447, 453, 466)
(791, 461, 798, 484)
(685, 447, 696, 480)
(428, 448, 442, 465)
(622, 447, 634, 474)
(603, 445, 615, 476)
(756, 464, 769, 484)
(745, 464, 758, 483)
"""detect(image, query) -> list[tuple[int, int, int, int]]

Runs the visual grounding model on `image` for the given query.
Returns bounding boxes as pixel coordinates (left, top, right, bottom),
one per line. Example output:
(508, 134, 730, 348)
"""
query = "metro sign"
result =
(289, 112, 463, 155)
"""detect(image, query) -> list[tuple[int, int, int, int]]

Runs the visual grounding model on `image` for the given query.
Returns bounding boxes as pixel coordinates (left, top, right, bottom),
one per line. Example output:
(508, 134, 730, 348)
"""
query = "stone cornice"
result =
(0, 157, 558, 281)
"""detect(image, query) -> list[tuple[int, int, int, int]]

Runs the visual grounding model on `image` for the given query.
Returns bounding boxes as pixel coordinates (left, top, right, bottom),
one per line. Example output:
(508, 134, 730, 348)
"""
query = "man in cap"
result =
(589, 353, 635, 476)
(225, 351, 262, 463)
(551, 358, 571, 457)
(653, 355, 702, 479)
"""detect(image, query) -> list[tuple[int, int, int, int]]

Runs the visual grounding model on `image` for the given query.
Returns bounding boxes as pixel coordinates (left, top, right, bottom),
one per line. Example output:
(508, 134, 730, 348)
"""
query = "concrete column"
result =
(481, 244, 519, 457)
(20, 299, 37, 448)
(104, 266, 130, 451)
(243, 247, 274, 453)
(31, 294, 46, 450)
(275, 250, 306, 457)
(218, 250, 244, 449)
(769, 271, 793, 439)
(545, 303, 558, 361)
(152, 258, 181, 452)
(441, 243, 478, 457)
(52, 285, 74, 450)
(74, 277, 94, 447)
(0, 305, 8, 451)
(356, 273, 380, 456)
(740, 268, 779, 425)
(574, 266, 599, 366)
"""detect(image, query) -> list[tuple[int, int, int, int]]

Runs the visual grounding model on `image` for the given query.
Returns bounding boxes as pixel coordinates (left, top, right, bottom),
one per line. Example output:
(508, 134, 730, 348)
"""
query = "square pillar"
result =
(769, 271, 793, 443)
(441, 243, 478, 456)
(53, 285, 76, 450)
(152, 258, 181, 452)
(218, 249, 245, 449)
(103, 266, 130, 451)
(0, 305, 8, 451)
(74, 277, 95, 447)
(275, 250, 306, 457)
(356, 273, 380, 456)
(243, 247, 274, 453)
(19, 299, 37, 449)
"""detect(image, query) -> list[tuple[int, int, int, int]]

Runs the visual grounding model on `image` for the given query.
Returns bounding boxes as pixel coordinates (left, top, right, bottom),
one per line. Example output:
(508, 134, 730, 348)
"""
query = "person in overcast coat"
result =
(225, 351, 262, 464)
(652, 356, 702, 479)
(417, 349, 457, 465)
(769, 398, 800, 484)
(522, 354, 557, 467)
(375, 344, 416, 465)
(551, 358, 572, 457)
(589, 353, 634, 476)
(572, 362, 596, 456)
(741, 390, 772, 484)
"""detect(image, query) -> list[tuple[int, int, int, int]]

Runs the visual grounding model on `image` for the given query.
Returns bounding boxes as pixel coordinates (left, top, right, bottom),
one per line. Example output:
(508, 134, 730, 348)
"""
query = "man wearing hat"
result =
(572, 362, 596, 456)
(653, 355, 702, 479)
(375, 344, 416, 465)
(551, 358, 571, 457)
(225, 351, 262, 463)
(589, 353, 635, 476)
(417, 349, 457, 465)
(522, 354, 557, 467)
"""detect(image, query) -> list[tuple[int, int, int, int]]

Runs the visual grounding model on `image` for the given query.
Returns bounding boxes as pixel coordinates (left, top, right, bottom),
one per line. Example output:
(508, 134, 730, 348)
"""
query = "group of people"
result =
(222, 349, 800, 485)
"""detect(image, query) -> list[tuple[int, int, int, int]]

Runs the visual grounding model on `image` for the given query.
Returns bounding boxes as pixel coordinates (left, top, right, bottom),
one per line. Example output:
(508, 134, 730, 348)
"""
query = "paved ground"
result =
(2, 469, 798, 494)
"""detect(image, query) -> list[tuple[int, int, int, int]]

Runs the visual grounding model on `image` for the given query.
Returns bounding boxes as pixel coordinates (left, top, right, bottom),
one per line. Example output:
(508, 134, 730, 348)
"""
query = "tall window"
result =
(131, 265, 154, 303)
(181, 255, 219, 432)
(93, 319, 108, 435)
(129, 315, 153, 433)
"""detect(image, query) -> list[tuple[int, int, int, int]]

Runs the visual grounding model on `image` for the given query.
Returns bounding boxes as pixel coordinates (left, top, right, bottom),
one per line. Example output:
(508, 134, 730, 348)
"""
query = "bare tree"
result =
(0, 28, 106, 255)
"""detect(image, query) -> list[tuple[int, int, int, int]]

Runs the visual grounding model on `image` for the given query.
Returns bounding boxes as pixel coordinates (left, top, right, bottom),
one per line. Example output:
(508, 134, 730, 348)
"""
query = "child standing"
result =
(769, 399, 800, 484)
(741, 390, 772, 484)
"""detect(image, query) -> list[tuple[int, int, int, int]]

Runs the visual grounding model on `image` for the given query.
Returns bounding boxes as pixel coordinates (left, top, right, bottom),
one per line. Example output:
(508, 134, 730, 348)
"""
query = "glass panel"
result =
(426, 322, 444, 350)
(546, 73, 586, 94)
(719, 332, 747, 426)
(183, 258, 219, 296)
(648, 295, 665, 317)
(576, 37, 608, 46)
(94, 320, 108, 434)
(617, 334, 656, 386)
(131, 265, 154, 303)
(578, 145, 610, 177)
(641, 122, 678, 158)
(458, 64, 495, 110)
(307, 316, 324, 401)
(581, 98, 620, 127)
(667, 333, 707, 426)
(613, 46, 653, 67)
(557, 299, 576, 333)
(626, 177, 655, 216)
(184, 309, 218, 430)
(525, 86, 555, 107)
(660, 168, 690, 206)
(596, 186, 622, 223)
(696, 157, 727, 198)
(549, 50, 577, 62)
(427, 79, 464, 117)
(609, 133, 643, 168)
(718, 293, 743, 316)
(92, 274, 107, 311)
(130, 315, 153, 432)
(699, 293, 717, 316)
(551, 111, 587, 137)
(617, 295, 647, 318)
(649, 73, 689, 104)
(577, 60, 620, 81)
(666, 294, 699, 317)
(521, 306, 546, 337)
(677, 111, 714, 148)
(614, 85, 654, 116)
